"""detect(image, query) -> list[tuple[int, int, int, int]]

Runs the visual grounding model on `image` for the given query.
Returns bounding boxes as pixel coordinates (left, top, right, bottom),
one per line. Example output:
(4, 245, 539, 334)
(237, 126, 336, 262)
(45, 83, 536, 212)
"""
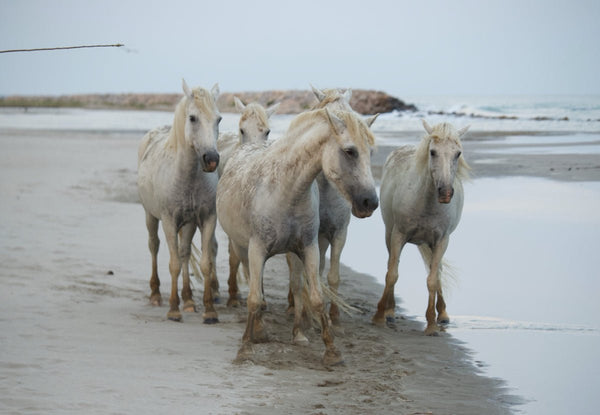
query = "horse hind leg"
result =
(327, 229, 347, 325)
(145, 212, 162, 306)
(287, 253, 309, 345)
(226, 239, 242, 307)
(199, 214, 219, 324)
(178, 223, 197, 314)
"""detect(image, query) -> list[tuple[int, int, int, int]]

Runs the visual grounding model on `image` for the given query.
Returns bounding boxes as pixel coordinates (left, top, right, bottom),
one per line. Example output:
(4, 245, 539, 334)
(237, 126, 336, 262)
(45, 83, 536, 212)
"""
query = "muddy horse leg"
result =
(373, 226, 406, 326)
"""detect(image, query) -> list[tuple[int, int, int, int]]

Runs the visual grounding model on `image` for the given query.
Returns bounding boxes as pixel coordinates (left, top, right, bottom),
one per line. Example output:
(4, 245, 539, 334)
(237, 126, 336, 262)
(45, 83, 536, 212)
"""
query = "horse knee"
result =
(148, 236, 159, 254)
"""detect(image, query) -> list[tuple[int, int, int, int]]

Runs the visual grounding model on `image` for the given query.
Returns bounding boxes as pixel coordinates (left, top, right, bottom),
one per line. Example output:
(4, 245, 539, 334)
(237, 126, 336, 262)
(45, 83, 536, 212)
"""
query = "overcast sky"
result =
(1, 0, 599, 97)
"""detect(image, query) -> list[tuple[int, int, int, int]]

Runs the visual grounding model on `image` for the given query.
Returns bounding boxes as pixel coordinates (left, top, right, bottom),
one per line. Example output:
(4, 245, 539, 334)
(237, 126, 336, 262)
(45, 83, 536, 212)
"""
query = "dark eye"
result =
(344, 147, 358, 159)
(217, 116, 222, 124)
(455, 151, 462, 159)
(239, 128, 245, 136)
(265, 129, 271, 136)
(189, 115, 197, 123)
(430, 149, 437, 157)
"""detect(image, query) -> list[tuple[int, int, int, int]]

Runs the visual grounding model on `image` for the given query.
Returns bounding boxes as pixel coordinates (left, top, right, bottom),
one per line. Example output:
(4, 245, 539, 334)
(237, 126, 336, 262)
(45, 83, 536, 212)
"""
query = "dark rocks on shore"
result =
(0, 89, 417, 115)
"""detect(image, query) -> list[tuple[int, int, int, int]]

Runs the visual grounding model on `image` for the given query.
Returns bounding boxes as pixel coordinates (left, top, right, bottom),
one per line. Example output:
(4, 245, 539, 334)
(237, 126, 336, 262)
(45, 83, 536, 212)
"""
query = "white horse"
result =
(137, 79, 221, 323)
(216, 97, 279, 306)
(217, 108, 378, 365)
(373, 120, 470, 334)
(286, 86, 378, 324)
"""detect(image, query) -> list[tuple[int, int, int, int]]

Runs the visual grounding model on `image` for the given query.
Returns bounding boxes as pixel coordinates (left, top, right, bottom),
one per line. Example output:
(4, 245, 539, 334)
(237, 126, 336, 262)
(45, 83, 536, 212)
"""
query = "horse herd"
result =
(136, 80, 470, 365)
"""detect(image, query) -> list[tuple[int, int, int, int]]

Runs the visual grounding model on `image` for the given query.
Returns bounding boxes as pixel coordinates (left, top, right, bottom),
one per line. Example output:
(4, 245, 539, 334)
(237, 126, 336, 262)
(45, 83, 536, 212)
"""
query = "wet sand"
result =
(4, 126, 596, 414)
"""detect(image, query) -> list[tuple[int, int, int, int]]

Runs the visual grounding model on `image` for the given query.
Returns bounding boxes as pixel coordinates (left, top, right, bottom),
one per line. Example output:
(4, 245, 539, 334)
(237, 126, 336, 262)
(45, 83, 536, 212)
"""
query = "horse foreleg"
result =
(199, 215, 219, 324)
(162, 218, 182, 321)
(424, 238, 449, 335)
(145, 212, 162, 306)
(241, 240, 268, 345)
(304, 245, 343, 366)
(373, 227, 406, 326)
(327, 228, 347, 325)
(226, 239, 241, 307)
(287, 253, 309, 345)
(178, 223, 197, 313)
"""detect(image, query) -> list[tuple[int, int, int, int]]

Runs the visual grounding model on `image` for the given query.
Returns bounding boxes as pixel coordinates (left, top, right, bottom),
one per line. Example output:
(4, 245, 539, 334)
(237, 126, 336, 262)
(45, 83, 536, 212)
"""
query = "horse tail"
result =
(417, 245, 458, 294)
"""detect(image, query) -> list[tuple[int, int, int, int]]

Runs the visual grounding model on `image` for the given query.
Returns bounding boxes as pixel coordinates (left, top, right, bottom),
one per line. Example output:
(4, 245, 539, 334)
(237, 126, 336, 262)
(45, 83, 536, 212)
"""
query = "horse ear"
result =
(266, 102, 280, 118)
(458, 125, 470, 137)
(343, 88, 352, 103)
(234, 96, 245, 113)
(422, 119, 433, 134)
(311, 84, 326, 102)
(325, 108, 346, 135)
(182, 79, 193, 99)
(365, 113, 379, 127)
(211, 83, 220, 100)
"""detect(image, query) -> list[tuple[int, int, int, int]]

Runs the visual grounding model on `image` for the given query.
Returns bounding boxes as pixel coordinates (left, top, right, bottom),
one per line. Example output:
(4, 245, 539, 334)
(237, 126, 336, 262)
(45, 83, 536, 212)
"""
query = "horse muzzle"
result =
(351, 192, 379, 218)
(202, 150, 220, 173)
(438, 186, 454, 204)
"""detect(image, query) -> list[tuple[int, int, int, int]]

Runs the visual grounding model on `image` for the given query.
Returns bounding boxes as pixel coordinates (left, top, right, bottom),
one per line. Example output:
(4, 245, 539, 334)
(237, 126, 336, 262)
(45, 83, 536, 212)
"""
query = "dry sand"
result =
(5, 126, 591, 414)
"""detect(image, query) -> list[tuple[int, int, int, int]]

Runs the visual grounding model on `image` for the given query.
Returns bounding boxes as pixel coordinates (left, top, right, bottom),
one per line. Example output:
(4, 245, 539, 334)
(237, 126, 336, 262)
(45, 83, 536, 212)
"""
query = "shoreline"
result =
(0, 126, 521, 414)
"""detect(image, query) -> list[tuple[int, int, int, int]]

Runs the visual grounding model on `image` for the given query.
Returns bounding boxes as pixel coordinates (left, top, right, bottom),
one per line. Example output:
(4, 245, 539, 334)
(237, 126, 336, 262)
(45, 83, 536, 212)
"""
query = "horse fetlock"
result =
(234, 342, 254, 364)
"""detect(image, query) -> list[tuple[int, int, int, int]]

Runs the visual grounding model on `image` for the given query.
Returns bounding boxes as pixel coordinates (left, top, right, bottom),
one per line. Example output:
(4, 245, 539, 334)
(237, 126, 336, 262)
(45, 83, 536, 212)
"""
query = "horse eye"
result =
(430, 149, 437, 157)
(240, 128, 245, 136)
(189, 115, 197, 123)
(344, 147, 358, 158)
(217, 116, 222, 124)
(455, 151, 462, 159)
(265, 129, 271, 136)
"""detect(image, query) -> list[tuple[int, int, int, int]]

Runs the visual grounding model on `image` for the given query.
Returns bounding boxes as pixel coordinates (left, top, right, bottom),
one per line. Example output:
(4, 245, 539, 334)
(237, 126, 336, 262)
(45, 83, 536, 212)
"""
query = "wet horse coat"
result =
(217, 108, 378, 365)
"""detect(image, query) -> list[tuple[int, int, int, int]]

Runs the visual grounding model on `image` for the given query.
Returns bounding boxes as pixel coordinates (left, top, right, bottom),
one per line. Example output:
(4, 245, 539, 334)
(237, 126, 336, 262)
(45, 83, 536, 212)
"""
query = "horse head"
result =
(322, 108, 379, 218)
(181, 79, 221, 172)
(234, 97, 279, 145)
(422, 120, 469, 204)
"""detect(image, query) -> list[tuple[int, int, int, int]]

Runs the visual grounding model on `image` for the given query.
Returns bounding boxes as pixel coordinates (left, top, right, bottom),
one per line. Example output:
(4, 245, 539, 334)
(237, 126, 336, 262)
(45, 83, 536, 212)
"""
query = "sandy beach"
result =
(1, 113, 598, 414)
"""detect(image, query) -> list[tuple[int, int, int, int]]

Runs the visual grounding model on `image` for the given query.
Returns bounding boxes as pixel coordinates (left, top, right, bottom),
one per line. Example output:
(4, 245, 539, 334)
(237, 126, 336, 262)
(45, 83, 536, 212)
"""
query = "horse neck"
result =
(269, 115, 331, 194)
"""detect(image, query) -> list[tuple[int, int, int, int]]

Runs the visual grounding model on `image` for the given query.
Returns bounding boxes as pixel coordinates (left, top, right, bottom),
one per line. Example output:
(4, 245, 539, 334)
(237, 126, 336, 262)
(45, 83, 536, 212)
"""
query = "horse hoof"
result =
(202, 311, 218, 324)
(424, 325, 441, 336)
(167, 311, 182, 322)
(438, 318, 450, 325)
(371, 315, 386, 327)
(234, 342, 254, 364)
(293, 332, 309, 346)
(149, 295, 162, 307)
(322, 349, 344, 367)
(227, 298, 241, 308)
(183, 300, 197, 313)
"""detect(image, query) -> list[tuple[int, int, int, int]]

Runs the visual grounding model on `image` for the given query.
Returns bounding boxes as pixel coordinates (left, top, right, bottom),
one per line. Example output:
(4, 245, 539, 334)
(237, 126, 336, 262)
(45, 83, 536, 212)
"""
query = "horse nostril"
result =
(363, 195, 379, 211)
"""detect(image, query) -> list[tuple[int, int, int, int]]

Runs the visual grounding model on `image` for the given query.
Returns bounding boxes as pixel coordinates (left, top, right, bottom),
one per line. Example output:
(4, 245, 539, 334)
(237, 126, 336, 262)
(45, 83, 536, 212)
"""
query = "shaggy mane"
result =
(415, 122, 471, 181)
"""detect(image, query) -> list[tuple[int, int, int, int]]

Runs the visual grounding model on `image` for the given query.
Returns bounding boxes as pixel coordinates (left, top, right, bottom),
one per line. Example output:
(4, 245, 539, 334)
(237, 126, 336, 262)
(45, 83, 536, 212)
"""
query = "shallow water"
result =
(2, 106, 599, 414)
(343, 178, 600, 415)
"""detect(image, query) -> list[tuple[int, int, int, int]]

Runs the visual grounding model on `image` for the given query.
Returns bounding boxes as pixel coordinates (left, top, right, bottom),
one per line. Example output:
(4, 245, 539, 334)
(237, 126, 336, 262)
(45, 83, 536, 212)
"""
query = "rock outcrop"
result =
(0, 89, 417, 115)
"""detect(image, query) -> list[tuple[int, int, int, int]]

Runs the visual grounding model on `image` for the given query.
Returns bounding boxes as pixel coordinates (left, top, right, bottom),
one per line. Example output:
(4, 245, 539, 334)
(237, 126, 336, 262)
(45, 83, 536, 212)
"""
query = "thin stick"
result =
(0, 44, 124, 54)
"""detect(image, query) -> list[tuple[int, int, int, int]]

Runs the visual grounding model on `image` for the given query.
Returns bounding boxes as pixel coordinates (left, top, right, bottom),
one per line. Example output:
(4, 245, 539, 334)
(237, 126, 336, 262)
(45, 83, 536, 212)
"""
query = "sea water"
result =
(2, 95, 600, 414)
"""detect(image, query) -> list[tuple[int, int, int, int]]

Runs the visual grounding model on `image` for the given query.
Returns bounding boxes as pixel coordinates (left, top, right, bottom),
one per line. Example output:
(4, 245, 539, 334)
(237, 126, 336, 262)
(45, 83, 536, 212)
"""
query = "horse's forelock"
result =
(417, 122, 471, 179)
(312, 89, 351, 111)
(190, 87, 218, 116)
(240, 103, 268, 127)
(334, 110, 376, 148)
